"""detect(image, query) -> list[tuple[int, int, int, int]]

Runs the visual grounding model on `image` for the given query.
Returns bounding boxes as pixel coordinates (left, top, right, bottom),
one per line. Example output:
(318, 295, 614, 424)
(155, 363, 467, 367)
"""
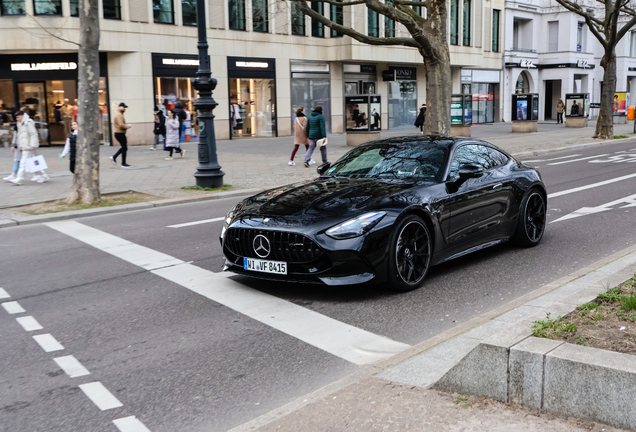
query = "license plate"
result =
(243, 258, 287, 275)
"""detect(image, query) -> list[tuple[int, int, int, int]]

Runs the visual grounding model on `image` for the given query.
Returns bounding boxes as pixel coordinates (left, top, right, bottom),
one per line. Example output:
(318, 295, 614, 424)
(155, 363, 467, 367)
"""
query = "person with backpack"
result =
(289, 107, 309, 166)
(304, 105, 328, 168)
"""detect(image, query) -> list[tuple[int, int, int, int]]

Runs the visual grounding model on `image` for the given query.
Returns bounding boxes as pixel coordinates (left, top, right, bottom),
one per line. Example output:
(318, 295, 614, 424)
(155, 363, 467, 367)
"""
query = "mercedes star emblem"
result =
(253, 234, 271, 258)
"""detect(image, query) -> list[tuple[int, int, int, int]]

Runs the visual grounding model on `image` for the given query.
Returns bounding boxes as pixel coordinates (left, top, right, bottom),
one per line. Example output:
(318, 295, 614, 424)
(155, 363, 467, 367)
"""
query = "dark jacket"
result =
(414, 107, 426, 127)
(306, 111, 327, 140)
(68, 132, 77, 162)
(173, 103, 187, 127)
(154, 116, 166, 136)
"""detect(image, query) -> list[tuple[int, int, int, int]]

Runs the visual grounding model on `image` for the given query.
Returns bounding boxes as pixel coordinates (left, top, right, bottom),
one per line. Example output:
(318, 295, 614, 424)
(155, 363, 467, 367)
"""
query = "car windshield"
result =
(326, 142, 448, 180)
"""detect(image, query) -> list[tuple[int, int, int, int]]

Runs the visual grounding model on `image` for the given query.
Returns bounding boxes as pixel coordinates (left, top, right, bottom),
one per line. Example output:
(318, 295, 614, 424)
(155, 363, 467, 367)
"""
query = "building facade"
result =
(0, 0, 504, 145)
(503, 0, 636, 122)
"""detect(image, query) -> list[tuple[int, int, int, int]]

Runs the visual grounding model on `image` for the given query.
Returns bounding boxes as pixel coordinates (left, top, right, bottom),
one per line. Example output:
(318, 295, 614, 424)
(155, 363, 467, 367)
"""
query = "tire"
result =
(387, 215, 432, 292)
(513, 188, 546, 247)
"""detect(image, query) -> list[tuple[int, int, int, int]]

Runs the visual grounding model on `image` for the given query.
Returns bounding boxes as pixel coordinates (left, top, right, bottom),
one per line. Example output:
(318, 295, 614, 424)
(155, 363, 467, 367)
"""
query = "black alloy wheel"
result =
(388, 215, 432, 292)
(514, 189, 546, 247)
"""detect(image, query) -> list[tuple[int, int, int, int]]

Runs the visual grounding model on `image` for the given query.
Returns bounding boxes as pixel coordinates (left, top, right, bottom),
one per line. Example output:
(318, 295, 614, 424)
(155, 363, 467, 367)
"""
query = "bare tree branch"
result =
(22, 13, 80, 46)
(555, 0, 607, 47)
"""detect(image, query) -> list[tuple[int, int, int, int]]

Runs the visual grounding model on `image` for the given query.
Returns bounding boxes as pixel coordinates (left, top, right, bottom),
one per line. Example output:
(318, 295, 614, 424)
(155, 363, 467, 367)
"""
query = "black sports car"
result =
(220, 136, 547, 291)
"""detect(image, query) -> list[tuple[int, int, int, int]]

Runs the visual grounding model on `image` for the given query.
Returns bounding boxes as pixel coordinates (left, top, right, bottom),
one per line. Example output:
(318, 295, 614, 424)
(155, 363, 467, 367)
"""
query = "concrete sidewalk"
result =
(1, 120, 634, 218)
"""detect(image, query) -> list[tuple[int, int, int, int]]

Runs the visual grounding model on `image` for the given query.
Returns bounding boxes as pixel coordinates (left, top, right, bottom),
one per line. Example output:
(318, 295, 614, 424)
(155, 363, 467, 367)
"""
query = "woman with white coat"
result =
(164, 109, 184, 160)
(10, 110, 49, 185)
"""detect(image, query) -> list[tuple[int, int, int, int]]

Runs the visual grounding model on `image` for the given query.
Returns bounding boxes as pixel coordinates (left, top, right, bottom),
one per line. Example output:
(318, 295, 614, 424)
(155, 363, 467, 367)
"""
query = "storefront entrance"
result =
(470, 83, 498, 124)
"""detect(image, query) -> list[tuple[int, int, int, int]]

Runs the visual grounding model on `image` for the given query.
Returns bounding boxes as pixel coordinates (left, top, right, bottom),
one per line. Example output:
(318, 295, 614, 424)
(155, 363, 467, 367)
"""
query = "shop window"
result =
(515, 72, 530, 94)
(311, 1, 324, 37)
(104, 0, 121, 19)
(182, 0, 196, 26)
(450, 0, 458, 45)
(385, 1, 395, 38)
(388, 80, 417, 129)
(291, 78, 330, 133)
(228, 0, 245, 30)
(462, 0, 471, 46)
(154, 0, 174, 24)
(229, 78, 276, 138)
(70, 0, 78, 16)
(0, 80, 17, 147)
(1, 0, 25, 14)
(156, 77, 198, 138)
(34, 0, 61, 15)
(252, 0, 268, 32)
(492, 9, 500, 52)
(368, 9, 379, 37)
(330, 4, 342, 37)
(291, 1, 305, 35)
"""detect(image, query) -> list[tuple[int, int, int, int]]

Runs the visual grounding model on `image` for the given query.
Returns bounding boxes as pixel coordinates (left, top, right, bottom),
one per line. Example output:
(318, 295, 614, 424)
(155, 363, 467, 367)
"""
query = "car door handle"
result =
(492, 183, 503, 189)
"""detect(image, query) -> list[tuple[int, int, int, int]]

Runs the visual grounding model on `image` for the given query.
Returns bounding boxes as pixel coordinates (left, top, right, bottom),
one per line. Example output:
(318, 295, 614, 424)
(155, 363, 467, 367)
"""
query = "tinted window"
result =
(449, 144, 498, 177)
(488, 147, 509, 167)
(328, 143, 447, 180)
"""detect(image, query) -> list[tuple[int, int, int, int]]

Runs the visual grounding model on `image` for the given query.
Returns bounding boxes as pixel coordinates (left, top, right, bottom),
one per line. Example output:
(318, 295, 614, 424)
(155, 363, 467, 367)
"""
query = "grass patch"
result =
(621, 296, 636, 312)
(12, 191, 161, 215)
(614, 135, 629, 139)
(181, 184, 233, 192)
(532, 313, 577, 339)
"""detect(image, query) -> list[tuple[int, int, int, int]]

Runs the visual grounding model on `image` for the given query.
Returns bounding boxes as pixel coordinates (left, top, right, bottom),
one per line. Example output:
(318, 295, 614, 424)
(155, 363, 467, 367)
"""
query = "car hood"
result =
(231, 177, 435, 228)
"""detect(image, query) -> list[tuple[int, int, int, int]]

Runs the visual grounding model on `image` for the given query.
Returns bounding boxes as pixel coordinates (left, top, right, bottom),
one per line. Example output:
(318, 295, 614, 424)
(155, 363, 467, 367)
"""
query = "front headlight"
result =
(325, 211, 387, 240)
(221, 206, 236, 240)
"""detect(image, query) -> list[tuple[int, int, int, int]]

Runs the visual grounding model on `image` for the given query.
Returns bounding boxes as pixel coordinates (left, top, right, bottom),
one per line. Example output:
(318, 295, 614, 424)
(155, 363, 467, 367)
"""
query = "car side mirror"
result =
(458, 164, 483, 179)
(317, 162, 331, 175)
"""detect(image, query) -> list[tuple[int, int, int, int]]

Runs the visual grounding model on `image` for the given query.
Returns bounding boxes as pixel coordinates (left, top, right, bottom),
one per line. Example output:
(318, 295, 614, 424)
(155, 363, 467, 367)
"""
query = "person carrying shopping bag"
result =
(10, 110, 49, 185)
(164, 110, 185, 160)
(304, 105, 328, 168)
(289, 107, 309, 166)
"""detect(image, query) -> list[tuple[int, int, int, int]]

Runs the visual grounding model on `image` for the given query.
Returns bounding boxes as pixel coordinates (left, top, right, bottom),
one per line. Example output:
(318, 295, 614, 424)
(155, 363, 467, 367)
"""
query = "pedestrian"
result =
(304, 105, 328, 168)
(150, 112, 165, 151)
(3, 123, 20, 182)
(289, 107, 309, 166)
(164, 109, 185, 160)
(109, 102, 133, 168)
(173, 102, 187, 140)
(353, 105, 361, 127)
(60, 120, 78, 173)
(9, 110, 49, 185)
(556, 98, 565, 124)
(414, 103, 426, 133)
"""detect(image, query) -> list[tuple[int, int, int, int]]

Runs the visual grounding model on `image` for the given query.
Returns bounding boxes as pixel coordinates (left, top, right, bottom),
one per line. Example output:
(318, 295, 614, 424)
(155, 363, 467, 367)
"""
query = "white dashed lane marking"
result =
(54, 355, 90, 378)
(0, 288, 10, 299)
(167, 216, 225, 228)
(32, 333, 64, 352)
(547, 172, 636, 199)
(2, 301, 25, 314)
(79, 382, 123, 411)
(113, 416, 152, 432)
(547, 154, 609, 165)
(16, 316, 43, 331)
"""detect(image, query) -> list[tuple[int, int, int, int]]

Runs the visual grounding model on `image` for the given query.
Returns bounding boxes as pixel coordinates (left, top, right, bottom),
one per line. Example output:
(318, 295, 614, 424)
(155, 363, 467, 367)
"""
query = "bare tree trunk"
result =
(67, 0, 101, 204)
(594, 49, 616, 140)
(423, 53, 451, 136)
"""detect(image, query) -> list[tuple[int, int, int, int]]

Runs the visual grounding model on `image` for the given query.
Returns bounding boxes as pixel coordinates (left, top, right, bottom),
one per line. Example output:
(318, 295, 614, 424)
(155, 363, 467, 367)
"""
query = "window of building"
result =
(368, 9, 379, 37)
(1, 0, 25, 14)
(103, 0, 121, 19)
(311, 1, 324, 37)
(631, 32, 636, 57)
(229, 0, 245, 30)
(492, 9, 500, 52)
(462, 0, 471, 46)
(548, 21, 559, 52)
(577, 22, 586, 52)
(385, 1, 395, 37)
(291, 1, 305, 35)
(182, 0, 196, 25)
(450, 0, 458, 45)
(252, 0, 268, 32)
(34, 0, 61, 15)
(331, 4, 343, 37)
(69, 0, 78, 15)
(515, 71, 530, 94)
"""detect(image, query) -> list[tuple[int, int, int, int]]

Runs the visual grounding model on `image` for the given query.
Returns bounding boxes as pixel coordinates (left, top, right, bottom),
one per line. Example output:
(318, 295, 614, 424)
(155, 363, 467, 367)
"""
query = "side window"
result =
(449, 145, 494, 177)
(488, 147, 510, 167)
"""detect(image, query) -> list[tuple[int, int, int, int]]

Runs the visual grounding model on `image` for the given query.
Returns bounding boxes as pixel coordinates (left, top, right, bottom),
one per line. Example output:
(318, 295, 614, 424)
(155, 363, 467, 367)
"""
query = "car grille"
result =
(224, 228, 324, 263)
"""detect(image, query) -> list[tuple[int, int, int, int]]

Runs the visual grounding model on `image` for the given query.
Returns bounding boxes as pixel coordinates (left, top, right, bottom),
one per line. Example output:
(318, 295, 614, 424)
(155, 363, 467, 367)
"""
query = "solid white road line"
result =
(46, 221, 411, 365)
(32, 333, 64, 352)
(79, 382, 123, 411)
(523, 154, 582, 163)
(46, 221, 185, 271)
(113, 416, 152, 432)
(2, 301, 25, 314)
(167, 216, 225, 228)
(547, 154, 609, 165)
(16, 316, 43, 331)
(0, 288, 10, 299)
(547, 172, 636, 199)
(54, 355, 90, 378)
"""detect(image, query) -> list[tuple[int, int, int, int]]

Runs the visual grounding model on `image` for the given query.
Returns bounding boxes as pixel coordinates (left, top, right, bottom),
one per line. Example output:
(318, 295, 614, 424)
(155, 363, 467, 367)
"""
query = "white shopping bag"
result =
(25, 155, 48, 173)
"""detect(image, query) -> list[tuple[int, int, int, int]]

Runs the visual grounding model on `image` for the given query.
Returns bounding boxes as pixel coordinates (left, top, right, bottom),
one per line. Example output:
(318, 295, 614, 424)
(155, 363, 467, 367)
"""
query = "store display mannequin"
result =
(61, 98, 73, 136)
(72, 99, 78, 121)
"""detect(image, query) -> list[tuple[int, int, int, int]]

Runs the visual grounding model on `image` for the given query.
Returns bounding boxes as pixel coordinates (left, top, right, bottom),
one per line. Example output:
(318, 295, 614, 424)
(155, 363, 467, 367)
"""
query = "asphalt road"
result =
(2, 138, 636, 431)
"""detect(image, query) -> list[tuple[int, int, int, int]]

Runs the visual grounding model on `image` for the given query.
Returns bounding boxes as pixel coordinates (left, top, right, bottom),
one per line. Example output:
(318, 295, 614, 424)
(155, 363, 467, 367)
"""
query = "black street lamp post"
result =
(192, 0, 224, 188)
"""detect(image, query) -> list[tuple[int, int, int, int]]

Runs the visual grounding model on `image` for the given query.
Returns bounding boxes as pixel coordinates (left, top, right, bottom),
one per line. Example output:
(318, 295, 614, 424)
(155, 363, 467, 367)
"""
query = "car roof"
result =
(358, 135, 510, 155)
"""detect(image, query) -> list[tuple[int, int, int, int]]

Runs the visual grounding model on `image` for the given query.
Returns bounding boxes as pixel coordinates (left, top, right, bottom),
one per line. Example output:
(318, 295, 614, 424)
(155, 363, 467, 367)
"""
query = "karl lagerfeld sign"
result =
(11, 62, 78, 71)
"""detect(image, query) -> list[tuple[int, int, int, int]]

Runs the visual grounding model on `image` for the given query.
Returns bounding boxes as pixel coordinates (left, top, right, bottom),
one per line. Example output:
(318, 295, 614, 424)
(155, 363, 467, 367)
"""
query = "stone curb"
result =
(0, 188, 263, 227)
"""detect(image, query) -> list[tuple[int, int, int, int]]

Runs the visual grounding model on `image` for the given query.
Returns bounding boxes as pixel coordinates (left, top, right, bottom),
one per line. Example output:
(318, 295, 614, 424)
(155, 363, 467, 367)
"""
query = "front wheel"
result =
(387, 215, 432, 292)
(513, 188, 546, 247)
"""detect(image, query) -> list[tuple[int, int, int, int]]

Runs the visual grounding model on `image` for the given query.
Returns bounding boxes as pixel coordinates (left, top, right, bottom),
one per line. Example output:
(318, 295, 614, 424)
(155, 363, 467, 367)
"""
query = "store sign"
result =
(590, 102, 601, 108)
(390, 67, 416, 80)
(236, 61, 269, 68)
(162, 58, 199, 66)
(520, 59, 536, 68)
(11, 62, 77, 71)
(360, 65, 376, 74)
(577, 60, 589, 68)
(382, 70, 395, 81)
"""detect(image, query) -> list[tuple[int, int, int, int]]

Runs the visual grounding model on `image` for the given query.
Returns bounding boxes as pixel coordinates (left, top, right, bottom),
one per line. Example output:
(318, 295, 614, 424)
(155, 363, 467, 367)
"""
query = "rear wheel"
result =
(513, 188, 546, 247)
(387, 215, 432, 292)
